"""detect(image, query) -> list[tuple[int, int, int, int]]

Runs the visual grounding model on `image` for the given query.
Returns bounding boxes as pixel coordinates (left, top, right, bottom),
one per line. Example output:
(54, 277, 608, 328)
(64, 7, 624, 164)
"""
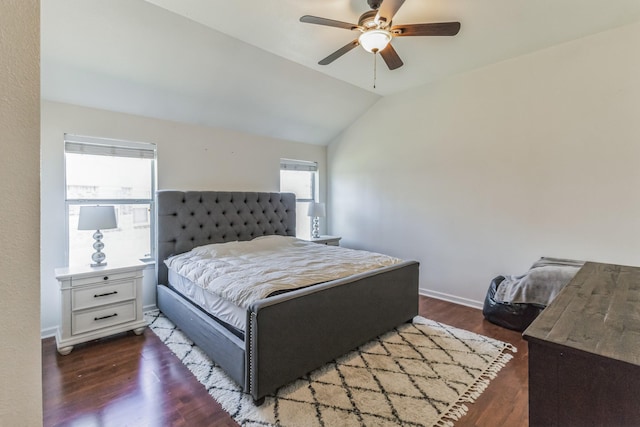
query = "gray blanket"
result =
(493, 257, 583, 307)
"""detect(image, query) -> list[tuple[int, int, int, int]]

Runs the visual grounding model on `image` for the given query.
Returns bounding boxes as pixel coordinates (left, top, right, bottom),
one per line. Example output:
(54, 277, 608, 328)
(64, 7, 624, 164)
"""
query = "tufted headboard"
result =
(156, 190, 296, 285)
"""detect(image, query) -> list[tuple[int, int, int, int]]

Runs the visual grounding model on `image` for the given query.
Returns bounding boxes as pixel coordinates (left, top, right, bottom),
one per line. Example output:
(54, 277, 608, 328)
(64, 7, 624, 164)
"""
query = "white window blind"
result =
(280, 158, 318, 172)
(65, 134, 155, 159)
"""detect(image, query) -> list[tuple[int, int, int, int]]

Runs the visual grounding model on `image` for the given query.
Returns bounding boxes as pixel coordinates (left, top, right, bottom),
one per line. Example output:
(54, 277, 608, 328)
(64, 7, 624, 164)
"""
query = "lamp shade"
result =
(78, 206, 117, 230)
(358, 29, 392, 53)
(307, 202, 326, 218)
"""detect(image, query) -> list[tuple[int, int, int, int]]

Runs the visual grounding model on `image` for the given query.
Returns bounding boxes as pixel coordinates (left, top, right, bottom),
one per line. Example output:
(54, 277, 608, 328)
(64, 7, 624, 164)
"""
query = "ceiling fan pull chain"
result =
(373, 51, 377, 89)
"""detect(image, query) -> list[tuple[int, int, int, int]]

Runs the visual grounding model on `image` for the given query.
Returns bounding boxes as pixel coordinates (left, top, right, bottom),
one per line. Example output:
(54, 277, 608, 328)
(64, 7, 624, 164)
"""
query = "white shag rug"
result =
(145, 311, 516, 427)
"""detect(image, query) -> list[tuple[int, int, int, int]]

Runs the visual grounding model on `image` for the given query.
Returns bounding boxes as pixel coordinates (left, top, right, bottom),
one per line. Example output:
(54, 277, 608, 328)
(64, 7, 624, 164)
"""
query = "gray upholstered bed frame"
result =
(156, 190, 419, 404)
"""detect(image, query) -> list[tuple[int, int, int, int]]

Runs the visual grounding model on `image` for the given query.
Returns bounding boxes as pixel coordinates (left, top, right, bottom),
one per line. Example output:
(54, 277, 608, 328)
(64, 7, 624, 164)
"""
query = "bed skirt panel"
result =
(157, 285, 246, 387)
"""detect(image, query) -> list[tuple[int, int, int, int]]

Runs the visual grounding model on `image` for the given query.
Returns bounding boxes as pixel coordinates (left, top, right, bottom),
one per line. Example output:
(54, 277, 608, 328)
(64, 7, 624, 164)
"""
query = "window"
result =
(65, 134, 157, 267)
(280, 158, 318, 239)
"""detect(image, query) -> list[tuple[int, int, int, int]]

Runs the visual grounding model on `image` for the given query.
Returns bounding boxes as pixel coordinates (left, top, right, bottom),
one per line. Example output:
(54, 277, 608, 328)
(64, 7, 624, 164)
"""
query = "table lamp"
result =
(307, 202, 326, 239)
(78, 205, 117, 267)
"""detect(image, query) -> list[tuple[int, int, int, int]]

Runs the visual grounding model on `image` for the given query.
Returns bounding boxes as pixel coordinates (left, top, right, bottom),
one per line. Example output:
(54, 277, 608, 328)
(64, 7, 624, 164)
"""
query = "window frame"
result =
(64, 134, 157, 265)
(280, 158, 319, 238)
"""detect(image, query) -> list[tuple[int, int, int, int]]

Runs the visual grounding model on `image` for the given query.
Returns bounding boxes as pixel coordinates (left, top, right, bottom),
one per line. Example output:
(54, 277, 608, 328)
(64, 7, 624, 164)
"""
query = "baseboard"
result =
(41, 326, 57, 339)
(143, 304, 158, 313)
(419, 289, 484, 310)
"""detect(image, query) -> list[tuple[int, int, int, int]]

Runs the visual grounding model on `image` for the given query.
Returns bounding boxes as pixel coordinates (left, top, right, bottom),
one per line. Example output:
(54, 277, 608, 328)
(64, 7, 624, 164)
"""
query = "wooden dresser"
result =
(523, 262, 640, 426)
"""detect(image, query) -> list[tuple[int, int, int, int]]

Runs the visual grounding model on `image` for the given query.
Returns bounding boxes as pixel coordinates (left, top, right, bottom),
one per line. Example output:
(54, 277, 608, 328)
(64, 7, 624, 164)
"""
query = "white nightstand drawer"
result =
(308, 235, 341, 246)
(71, 270, 141, 287)
(72, 301, 136, 335)
(72, 280, 136, 310)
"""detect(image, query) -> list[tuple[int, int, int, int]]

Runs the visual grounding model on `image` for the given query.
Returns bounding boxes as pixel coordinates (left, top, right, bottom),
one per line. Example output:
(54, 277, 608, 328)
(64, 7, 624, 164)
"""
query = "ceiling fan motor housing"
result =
(367, 0, 383, 10)
(358, 10, 380, 28)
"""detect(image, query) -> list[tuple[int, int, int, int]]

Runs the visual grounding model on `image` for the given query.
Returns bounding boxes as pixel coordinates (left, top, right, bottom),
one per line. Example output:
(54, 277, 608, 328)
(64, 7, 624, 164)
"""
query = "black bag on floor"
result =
(482, 275, 544, 332)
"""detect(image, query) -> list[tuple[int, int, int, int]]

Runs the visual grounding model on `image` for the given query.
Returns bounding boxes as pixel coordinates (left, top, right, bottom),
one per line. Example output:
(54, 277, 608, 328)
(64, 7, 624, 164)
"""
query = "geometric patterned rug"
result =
(145, 311, 516, 427)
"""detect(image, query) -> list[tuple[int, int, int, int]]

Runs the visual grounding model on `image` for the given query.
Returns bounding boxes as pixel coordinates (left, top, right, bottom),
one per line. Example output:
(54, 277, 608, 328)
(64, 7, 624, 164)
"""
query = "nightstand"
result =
(308, 235, 342, 246)
(54, 261, 147, 355)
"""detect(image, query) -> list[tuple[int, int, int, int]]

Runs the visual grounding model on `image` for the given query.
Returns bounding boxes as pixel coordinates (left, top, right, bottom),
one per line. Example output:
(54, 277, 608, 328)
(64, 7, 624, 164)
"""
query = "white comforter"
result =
(164, 235, 402, 309)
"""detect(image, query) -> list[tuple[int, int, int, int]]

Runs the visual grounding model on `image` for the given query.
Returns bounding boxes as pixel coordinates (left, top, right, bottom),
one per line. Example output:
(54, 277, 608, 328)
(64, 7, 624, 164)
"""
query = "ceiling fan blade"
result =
(375, 0, 406, 25)
(318, 39, 360, 65)
(300, 15, 358, 31)
(379, 43, 404, 70)
(392, 22, 461, 37)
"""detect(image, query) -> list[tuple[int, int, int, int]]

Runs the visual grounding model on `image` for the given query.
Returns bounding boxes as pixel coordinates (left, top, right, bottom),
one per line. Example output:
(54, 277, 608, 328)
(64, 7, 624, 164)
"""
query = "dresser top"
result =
(524, 262, 640, 366)
(55, 260, 146, 280)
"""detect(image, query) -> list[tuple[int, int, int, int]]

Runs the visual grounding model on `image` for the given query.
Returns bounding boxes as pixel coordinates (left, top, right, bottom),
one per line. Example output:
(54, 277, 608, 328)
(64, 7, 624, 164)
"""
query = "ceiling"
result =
(41, 0, 640, 145)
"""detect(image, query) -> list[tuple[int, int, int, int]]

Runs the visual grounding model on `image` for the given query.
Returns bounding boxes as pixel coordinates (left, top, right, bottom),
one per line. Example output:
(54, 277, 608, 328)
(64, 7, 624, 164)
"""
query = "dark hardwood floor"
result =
(42, 296, 528, 426)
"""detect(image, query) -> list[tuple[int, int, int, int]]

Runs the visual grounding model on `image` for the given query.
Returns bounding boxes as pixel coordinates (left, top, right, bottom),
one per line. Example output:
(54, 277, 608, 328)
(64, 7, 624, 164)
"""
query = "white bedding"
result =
(168, 268, 247, 332)
(164, 235, 403, 310)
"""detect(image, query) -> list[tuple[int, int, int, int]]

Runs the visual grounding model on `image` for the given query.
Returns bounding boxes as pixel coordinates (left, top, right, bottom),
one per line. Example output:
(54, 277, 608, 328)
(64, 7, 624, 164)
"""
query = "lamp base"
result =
(90, 229, 108, 267)
(311, 217, 320, 239)
(90, 262, 108, 268)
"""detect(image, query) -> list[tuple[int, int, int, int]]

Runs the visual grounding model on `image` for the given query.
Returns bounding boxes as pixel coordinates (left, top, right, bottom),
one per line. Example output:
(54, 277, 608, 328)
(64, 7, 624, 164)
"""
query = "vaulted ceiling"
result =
(41, 0, 640, 145)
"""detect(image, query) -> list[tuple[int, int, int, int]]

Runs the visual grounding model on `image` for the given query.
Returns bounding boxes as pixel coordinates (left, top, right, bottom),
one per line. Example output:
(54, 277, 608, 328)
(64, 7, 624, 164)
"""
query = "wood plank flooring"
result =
(42, 296, 528, 426)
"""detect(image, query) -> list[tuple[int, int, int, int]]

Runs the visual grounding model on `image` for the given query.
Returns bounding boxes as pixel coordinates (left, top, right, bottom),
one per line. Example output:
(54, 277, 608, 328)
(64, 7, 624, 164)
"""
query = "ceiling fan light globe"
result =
(358, 29, 392, 53)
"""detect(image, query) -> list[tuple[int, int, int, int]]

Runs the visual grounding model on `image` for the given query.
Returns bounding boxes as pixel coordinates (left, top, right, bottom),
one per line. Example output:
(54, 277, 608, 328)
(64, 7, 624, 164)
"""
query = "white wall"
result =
(0, 0, 42, 425)
(328, 20, 640, 307)
(41, 101, 326, 334)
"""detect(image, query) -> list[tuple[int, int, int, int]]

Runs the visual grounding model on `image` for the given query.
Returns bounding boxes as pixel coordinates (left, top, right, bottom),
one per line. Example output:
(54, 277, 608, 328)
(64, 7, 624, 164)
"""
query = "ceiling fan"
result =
(300, 0, 461, 70)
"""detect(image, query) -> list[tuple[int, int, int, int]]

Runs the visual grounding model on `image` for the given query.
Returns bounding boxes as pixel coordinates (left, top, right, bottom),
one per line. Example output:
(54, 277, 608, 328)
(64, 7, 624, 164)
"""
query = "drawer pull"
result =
(94, 313, 118, 321)
(94, 291, 118, 298)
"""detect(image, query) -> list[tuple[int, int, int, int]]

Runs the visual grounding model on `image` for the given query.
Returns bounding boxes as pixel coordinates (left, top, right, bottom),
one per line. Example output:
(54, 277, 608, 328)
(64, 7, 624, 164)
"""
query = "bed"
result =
(156, 190, 420, 404)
